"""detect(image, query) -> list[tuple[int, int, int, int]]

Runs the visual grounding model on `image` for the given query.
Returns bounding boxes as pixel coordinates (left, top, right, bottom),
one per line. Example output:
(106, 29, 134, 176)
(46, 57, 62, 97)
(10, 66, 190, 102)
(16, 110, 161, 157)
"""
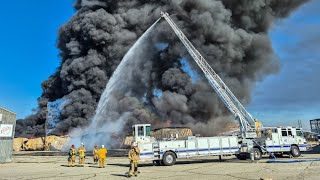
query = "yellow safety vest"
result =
(72, 148, 76, 155)
(78, 147, 86, 157)
(98, 148, 107, 159)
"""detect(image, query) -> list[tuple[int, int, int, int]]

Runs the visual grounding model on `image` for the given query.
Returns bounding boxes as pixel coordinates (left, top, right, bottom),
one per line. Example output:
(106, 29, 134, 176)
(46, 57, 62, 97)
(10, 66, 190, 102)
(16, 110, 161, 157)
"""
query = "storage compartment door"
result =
(186, 140, 197, 156)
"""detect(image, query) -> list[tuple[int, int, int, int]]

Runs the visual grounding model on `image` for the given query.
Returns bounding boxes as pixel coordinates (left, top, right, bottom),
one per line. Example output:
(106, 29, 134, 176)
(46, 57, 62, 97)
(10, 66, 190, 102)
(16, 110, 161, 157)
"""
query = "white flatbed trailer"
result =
(134, 124, 310, 165)
(134, 124, 239, 165)
(142, 137, 238, 162)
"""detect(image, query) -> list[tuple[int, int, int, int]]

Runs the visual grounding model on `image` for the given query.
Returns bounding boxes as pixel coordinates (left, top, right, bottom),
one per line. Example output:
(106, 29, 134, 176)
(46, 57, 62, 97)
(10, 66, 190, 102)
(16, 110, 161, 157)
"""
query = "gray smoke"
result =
(16, 0, 309, 142)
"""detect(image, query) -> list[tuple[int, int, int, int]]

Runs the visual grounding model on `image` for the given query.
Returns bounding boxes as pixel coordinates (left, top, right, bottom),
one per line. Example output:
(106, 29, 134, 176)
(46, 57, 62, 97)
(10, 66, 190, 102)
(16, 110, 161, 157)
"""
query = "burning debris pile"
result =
(13, 136, 69, 151)
(16, 0, 308, 146)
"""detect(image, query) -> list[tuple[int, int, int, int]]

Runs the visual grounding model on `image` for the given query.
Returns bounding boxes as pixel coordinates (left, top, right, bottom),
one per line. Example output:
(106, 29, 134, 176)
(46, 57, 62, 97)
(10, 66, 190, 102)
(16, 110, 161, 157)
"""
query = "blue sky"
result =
(0, 0, 75, 117)
(0, 1, 319, 130)
(247, 0, 320, 129)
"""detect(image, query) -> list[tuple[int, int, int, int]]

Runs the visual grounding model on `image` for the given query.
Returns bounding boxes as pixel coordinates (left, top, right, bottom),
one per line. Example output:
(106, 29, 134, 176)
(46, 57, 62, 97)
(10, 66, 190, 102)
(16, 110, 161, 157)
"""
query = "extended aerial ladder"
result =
(160, 11, 258, 139)
(131, 13, 309, 163)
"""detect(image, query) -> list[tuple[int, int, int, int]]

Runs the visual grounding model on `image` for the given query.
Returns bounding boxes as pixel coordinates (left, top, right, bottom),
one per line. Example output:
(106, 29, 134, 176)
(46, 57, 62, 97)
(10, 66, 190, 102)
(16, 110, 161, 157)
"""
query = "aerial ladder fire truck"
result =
(132, 12, 310, 166)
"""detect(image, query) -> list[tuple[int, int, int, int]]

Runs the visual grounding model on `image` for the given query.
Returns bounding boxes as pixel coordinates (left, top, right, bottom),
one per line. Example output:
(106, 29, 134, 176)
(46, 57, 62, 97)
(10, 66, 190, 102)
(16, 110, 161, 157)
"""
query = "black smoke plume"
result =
(16, 0, 308, 142)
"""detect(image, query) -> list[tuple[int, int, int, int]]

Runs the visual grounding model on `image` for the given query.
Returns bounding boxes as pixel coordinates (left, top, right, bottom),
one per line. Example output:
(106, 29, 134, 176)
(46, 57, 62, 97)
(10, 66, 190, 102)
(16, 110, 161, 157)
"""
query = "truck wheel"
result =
(291, 146, 301, 157)
(236, 153, 248, 160)
(162, 152, 176, 166)
(253, 148, 262, 160)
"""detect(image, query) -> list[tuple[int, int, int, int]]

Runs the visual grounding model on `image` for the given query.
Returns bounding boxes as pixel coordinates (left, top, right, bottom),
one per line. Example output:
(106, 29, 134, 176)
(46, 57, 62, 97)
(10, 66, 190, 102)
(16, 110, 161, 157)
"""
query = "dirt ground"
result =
(1, 152, 320, 180)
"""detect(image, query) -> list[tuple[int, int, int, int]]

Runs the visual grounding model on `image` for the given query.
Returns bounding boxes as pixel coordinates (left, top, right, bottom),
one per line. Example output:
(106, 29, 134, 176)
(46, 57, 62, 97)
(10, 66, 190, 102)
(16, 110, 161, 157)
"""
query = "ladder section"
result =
(160, 12, 256, 137)
(152, 142, 161, 160)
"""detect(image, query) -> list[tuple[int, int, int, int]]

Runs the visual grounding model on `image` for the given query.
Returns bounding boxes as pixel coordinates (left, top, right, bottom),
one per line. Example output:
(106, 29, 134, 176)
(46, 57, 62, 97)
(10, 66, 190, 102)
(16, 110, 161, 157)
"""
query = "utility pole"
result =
(44, 103, 49, 151)
(298, 120, 303, 129)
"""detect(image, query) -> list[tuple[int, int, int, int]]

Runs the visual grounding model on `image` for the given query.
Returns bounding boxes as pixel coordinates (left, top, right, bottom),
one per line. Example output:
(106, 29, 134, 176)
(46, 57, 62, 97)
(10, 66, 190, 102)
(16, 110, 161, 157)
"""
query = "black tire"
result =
(154, 160, 162, 166)
(291, 145, 301, 157)
(236, 153, 248, 160)
(162, 152, 176, 166)
(253, 148, 262, 160)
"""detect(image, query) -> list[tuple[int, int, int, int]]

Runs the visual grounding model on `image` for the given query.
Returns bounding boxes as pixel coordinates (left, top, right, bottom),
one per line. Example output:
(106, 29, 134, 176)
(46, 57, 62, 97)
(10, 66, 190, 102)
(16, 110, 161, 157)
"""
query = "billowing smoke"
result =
(47, 98, 70, 135)
(16, 0, 308, 146)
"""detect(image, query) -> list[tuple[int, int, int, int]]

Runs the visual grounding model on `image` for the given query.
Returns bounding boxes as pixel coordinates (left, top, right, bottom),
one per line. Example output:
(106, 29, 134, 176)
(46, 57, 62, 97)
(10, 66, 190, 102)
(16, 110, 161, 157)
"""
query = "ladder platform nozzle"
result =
(160, 11, 169, 17)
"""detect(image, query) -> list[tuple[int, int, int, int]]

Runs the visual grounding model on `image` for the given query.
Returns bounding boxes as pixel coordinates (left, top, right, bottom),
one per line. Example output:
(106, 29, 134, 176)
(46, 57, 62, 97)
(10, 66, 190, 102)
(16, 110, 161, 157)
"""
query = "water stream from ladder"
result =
(67, 18, 162, 148)
(92, 18, 160, 126)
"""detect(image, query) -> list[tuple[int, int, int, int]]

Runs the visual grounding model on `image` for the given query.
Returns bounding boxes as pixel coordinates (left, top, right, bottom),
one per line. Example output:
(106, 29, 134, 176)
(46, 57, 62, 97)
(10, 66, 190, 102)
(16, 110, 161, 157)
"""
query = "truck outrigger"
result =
(132, 12, 310, 166)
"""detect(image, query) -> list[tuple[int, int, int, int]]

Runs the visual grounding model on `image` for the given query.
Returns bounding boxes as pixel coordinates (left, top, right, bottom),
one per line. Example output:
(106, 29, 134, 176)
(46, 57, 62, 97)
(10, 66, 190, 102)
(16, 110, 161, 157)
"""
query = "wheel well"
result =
(253, 146, 262, 152)
(164, 150, 177, 158)
(291, 144, 299, 148)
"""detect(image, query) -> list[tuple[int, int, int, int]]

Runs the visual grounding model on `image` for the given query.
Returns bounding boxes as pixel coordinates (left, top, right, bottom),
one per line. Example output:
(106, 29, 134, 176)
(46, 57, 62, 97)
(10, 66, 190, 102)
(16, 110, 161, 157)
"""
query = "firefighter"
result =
(266, 128, 272, 139)
(98, 145, 107, 168)
(254, 119, 262, 137)
(78, 143, 86, 167)
(45, 143, 51, 151)
(93, 144, 99, 165)
(68, 145, 77, 167)
(127, 142, 140, 177)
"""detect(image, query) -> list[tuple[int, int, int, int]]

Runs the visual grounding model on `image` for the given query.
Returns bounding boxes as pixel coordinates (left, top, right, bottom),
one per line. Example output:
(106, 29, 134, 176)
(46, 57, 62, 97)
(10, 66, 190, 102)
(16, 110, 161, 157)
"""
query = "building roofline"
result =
(0, 107, 16, 115)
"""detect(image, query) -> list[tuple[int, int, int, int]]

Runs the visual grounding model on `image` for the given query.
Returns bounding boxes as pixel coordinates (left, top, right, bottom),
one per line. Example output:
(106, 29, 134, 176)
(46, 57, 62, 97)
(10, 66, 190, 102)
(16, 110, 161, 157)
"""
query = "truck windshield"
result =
(146, 126, 151, 136)
(138, 126, 144, 136)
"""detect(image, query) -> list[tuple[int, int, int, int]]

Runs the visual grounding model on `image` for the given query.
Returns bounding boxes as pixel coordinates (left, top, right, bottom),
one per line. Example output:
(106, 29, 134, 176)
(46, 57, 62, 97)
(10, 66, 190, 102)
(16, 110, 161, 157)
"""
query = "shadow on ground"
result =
(108, 158, 230, 167)
(111, 174, 128, 178)
(61, 165, 98, 168)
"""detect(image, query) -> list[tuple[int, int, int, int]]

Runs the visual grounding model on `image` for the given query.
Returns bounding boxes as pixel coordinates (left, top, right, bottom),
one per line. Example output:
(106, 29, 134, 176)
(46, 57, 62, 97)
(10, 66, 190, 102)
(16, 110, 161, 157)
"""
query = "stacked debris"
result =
(12, 138, 28, 151)
(152, 127, 193, 140)
(123, 127, 193, 146)
(123, 136, 134, 147)
(13, 136, 69, 151)
(218, 122, 240, 136)
(13, 122, 239, 151)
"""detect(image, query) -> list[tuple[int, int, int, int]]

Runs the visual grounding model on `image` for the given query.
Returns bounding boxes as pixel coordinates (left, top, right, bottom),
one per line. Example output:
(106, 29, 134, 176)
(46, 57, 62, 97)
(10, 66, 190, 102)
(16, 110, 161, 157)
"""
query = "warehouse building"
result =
(310, 118, 320, 134)
(0, 107, 16, 163)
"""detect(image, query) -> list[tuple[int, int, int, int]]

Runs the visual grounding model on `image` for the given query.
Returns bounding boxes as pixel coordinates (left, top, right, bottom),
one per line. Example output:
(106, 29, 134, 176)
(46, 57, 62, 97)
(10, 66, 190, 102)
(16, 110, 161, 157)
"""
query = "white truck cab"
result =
(261, 127, 309, 156)
(132, 124, 153, 144)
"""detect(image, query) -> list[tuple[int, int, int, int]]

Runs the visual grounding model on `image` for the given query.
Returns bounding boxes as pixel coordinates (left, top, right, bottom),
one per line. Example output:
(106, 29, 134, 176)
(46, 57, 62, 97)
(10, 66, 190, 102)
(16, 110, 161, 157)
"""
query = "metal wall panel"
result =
(0, 107, 16, 163)
(0, 140, 13, 162)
